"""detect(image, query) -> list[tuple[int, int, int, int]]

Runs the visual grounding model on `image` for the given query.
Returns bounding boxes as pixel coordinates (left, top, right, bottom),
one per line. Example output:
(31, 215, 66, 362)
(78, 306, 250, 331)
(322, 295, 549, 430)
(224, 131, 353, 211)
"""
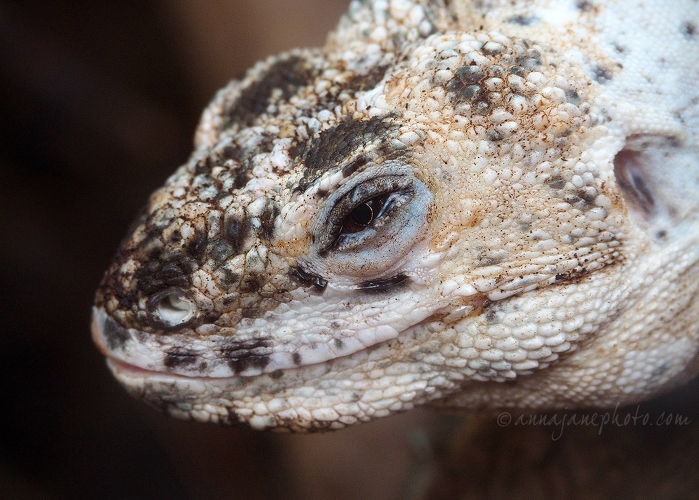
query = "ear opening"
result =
(613, 147, 657, 226)
(612, 134, 699, 242)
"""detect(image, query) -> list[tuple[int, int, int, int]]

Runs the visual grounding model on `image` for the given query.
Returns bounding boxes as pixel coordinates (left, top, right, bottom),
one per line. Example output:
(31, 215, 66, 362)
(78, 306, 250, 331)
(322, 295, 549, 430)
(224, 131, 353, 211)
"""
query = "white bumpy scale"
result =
(92, 0, 699, 431)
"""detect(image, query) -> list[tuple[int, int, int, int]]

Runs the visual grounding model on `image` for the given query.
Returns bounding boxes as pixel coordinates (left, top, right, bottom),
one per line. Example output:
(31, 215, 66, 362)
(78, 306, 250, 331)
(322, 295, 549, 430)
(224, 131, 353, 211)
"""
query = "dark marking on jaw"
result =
(219, 338, 269, 357)
(165, 349, 199, 368)
(292, 116, 398, 191)
(289, 266, 328, 292)
(227, 355, 271, 374)
(578, 187, 597, 202)
(225, 56, 314, 128)
(357, 274, 410, 293)
(103, 316, 131, 350)
(454, 65, 483, 84)
(292, 352, 302, 365)
(220, 339, 273, 373)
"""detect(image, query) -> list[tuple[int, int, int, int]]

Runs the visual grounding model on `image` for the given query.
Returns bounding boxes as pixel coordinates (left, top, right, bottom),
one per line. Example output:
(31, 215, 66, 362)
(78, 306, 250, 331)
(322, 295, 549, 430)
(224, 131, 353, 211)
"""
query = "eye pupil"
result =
(350, 203, 374, 226)
(342, 195, 389, 234)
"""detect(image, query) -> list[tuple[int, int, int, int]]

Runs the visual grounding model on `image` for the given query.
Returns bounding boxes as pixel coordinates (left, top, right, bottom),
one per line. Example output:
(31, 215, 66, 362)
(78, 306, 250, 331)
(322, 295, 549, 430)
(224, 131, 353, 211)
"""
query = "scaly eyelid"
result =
(312, 163, 416, 253)
(325, 178, 412, 252)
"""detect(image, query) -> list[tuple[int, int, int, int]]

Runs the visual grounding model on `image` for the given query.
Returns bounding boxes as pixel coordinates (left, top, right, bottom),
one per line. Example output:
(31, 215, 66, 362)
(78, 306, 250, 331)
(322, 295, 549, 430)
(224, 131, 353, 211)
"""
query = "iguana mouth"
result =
(106, 358, 169, 379)
(105, 358, 242, 385)
(92, 304, 417, 379)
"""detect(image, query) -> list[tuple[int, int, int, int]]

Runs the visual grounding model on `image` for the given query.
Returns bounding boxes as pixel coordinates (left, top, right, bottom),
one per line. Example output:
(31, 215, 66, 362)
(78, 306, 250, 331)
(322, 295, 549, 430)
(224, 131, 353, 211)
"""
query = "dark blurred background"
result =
(2, 1, 699, 499)
(0, 1, 438, 498)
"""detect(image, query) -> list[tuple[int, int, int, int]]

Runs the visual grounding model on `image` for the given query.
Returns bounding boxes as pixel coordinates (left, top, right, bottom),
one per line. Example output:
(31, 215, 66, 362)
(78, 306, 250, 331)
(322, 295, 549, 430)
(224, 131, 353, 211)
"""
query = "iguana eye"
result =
(321, 175, 413, 253)
(309, 166, 433, 278)
(342, 194, 390, 233)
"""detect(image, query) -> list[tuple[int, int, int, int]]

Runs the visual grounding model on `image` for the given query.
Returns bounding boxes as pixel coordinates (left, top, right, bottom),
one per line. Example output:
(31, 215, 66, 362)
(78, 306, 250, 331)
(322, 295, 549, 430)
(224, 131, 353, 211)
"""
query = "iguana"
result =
(92, 0, 699, 431)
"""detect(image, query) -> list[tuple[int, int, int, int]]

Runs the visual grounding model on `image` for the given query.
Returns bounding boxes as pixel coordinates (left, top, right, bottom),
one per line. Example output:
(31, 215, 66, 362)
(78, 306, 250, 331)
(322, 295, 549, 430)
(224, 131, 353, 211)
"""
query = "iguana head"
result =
(93, 0, 699, 430)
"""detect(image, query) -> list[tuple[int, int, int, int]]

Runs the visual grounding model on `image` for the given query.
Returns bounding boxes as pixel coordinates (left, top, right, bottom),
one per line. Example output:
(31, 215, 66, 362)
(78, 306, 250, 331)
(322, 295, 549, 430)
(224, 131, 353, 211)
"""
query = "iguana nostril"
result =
(147, 288, 197, 330)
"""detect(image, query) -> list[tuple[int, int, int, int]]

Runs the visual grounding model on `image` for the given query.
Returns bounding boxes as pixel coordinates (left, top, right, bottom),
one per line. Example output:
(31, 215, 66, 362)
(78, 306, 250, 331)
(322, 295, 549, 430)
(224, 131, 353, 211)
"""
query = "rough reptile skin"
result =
(92, 0, 699, 431)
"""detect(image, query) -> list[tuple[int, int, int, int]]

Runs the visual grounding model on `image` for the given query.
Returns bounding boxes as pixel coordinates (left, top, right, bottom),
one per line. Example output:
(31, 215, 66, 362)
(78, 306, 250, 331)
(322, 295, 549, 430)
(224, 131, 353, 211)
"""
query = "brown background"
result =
(2, 1, 699, 499)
